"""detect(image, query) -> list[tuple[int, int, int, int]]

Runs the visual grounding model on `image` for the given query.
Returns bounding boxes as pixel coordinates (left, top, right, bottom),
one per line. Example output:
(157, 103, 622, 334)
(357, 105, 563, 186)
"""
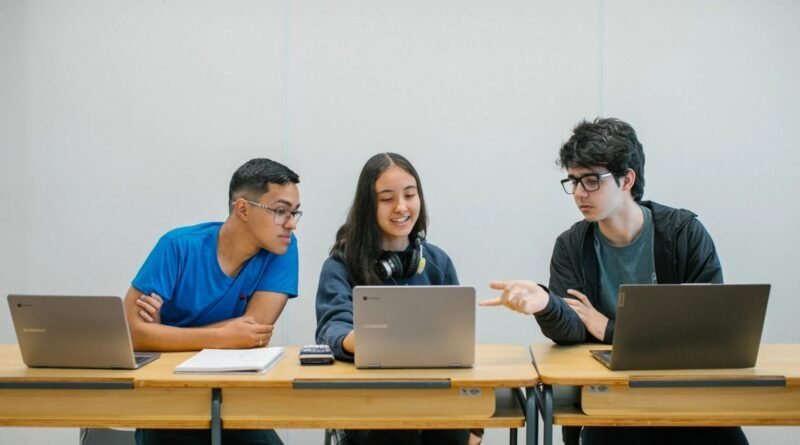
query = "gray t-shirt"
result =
(593, 205, 657, 316)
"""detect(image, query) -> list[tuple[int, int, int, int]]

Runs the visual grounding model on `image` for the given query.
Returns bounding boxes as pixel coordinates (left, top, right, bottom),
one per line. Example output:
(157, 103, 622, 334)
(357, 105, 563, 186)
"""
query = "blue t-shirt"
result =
(132, 222, 298, 327)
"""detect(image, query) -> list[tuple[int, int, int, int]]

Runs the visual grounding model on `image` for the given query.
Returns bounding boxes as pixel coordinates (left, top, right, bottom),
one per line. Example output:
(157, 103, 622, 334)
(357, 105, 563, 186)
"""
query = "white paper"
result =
(175, 347, 284, 374)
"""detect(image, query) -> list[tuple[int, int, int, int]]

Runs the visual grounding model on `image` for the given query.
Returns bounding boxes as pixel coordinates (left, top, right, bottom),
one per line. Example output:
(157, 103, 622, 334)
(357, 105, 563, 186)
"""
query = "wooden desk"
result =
(0, 345, 209, 429)
(530, 343, 800, 445)
(0, 344, 538, 445)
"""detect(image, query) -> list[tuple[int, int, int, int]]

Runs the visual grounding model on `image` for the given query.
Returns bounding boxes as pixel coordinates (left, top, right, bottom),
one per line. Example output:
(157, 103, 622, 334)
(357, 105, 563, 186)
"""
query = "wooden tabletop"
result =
(0, 344, 537, 429)
(0, 344, 538, 389)
(531, 343, 800, 386)
(0, 344, 139, 384)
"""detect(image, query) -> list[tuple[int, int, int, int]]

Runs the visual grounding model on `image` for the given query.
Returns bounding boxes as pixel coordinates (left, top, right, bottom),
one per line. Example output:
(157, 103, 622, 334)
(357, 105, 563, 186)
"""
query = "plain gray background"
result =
(1, 1, 798, 443)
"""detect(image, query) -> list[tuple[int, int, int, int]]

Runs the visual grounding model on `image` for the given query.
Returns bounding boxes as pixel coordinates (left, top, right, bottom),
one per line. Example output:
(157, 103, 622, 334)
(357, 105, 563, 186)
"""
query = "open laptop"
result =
(7, 294, 160, 369)
(353, 285, 475, 369)
(590, 283, 770, 371)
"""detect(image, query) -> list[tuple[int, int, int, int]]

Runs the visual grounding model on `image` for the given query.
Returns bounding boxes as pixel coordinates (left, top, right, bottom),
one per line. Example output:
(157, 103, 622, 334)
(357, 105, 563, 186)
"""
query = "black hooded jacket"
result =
(535, 200, 723, 345)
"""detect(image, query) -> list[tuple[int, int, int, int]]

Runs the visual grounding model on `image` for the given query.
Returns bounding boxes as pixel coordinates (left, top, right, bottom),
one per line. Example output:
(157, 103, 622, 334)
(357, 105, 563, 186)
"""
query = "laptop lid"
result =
(353, 285, 475, 369)
(7, 294, 159, 369)
(599, 284, 769, 371)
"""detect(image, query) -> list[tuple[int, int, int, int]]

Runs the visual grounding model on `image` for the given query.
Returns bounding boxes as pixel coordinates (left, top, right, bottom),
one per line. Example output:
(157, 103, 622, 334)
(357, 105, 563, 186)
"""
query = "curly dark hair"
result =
(558, 118, 645, 201)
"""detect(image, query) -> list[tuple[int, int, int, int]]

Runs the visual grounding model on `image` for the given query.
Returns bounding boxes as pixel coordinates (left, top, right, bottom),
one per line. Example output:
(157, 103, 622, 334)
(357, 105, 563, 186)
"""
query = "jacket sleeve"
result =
(442, 252, 459, 285)
(535, 234, 590, 345)
(677, 217, 724, 284)
(314, 258, 356, 361)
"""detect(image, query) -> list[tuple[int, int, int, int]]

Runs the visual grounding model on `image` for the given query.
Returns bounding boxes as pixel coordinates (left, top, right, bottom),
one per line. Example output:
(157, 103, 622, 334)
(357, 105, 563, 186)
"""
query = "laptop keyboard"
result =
(597, 350, 612, 361)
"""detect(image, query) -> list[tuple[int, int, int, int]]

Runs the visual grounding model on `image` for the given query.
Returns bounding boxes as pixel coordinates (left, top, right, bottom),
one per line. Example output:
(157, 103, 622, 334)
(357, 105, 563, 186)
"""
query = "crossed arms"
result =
(124, 286, 288, 352)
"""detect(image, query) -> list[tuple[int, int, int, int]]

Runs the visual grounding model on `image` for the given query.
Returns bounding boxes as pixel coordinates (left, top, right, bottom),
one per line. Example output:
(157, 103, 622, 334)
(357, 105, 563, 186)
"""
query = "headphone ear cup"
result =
(404, 247, 420, 278)
(376, 252, 404, 281)
(404, 241, 426, 277)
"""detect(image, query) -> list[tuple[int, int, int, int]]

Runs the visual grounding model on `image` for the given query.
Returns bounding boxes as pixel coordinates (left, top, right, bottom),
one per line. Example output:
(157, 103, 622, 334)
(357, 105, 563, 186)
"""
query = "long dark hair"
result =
(331, 153, 429, 285)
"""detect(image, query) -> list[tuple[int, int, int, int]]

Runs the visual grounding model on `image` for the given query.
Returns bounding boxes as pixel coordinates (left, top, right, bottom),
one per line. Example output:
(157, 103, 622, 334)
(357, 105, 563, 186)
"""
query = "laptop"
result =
(590, 284, 770, 371)
(353, 285, 475, 369)
(7, 294, 160, 369)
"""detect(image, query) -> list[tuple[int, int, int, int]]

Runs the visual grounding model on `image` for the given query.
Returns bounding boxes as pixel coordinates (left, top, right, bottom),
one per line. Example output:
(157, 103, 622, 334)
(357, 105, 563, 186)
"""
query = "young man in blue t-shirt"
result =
(126, 158, 301, 445)
(482, 118, 748, 445)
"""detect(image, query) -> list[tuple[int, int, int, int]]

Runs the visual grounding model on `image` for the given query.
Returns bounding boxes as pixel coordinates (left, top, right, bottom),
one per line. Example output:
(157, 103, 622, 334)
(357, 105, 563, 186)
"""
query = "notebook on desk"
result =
(590, 283, 770, 371)
(7, 294, 160, 369)
(353, 285, 475, 369)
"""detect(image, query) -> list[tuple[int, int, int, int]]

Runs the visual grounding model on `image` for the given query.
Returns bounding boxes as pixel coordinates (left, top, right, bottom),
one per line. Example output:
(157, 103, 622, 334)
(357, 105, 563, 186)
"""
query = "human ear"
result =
(623, 169, 636, 192)
(231, 198, 248, 220)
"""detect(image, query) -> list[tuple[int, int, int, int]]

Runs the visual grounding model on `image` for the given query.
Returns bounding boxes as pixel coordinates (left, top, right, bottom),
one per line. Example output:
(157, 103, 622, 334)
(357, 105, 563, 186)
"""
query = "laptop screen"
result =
(8, 294, 159, 369)
(606, 284, 770, 370)
(353, 285, 475, 369)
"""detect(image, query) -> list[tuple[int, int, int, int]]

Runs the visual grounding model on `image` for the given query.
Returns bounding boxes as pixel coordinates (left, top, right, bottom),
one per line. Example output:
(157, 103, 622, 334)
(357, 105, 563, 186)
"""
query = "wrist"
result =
(526, 287, 550, 314)
(210, 326, 226, 349)
(342, 331, 355, 353)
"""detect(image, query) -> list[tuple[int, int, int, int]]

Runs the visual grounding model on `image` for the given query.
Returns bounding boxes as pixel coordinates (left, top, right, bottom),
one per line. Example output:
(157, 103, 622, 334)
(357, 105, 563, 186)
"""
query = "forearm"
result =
(315, 258, 357, 360)
(131, 322, 228, 352)
(545, 237, 590, 344)
(535, 293, 587, 345)
(317, 320, 354, 360)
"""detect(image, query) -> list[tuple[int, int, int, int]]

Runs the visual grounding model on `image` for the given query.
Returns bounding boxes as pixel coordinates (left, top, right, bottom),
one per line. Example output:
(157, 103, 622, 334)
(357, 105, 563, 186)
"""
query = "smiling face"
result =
(374, 165, 420, 251)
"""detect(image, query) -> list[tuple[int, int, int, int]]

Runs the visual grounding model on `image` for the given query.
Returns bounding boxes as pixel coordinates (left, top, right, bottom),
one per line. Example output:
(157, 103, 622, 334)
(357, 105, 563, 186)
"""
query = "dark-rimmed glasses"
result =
(243, 200, 303, 224)
(560, 172, 614, 194)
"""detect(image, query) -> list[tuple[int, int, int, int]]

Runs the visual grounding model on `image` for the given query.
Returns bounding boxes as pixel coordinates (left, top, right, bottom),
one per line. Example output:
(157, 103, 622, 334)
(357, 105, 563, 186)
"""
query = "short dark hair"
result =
(558, 118, 646, 201)
(228, 158, 299, 212)
(332, 153, 429, 285)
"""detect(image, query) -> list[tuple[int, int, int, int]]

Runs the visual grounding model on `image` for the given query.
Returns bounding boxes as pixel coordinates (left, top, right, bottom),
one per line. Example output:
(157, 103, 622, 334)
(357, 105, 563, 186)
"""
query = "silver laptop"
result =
(590, 283, 770, 371)
(353, 285, 475, 369)
(8, 294, 160, 369)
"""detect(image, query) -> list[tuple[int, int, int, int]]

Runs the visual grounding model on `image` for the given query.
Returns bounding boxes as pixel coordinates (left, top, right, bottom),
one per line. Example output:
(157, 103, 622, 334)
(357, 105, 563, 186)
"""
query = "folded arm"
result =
(125, 286, 288, 351)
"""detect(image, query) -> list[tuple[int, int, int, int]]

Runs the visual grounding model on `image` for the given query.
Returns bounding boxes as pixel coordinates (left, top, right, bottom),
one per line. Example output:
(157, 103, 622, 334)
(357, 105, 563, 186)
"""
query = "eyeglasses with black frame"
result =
(560, 172, 614, 194)
(242, 200, 303, 225)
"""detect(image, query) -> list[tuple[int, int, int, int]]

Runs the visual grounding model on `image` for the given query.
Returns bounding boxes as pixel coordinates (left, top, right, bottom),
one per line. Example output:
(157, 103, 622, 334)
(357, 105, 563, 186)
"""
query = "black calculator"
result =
(298, 344, 335, 365)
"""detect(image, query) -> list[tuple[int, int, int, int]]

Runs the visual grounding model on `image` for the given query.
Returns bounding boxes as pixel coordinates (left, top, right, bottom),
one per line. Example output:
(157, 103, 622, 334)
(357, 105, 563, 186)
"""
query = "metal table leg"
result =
(211, 388, 222, 445)
(526, 386, 538, 445)
(542, 385, 553, 445)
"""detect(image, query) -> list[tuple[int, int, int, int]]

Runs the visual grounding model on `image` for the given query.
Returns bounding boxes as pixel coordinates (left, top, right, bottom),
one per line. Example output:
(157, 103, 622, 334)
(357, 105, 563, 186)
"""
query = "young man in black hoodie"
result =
(482, 118, 748, 445)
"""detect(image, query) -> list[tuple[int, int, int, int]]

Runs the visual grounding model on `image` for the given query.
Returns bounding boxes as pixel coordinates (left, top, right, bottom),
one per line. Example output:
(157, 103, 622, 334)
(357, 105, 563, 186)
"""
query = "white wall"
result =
(1, 1, 798, 443)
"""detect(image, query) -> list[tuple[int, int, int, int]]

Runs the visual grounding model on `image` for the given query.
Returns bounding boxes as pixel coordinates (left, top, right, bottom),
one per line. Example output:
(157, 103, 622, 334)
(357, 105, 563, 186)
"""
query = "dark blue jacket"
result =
(315, 241, 458, 360)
